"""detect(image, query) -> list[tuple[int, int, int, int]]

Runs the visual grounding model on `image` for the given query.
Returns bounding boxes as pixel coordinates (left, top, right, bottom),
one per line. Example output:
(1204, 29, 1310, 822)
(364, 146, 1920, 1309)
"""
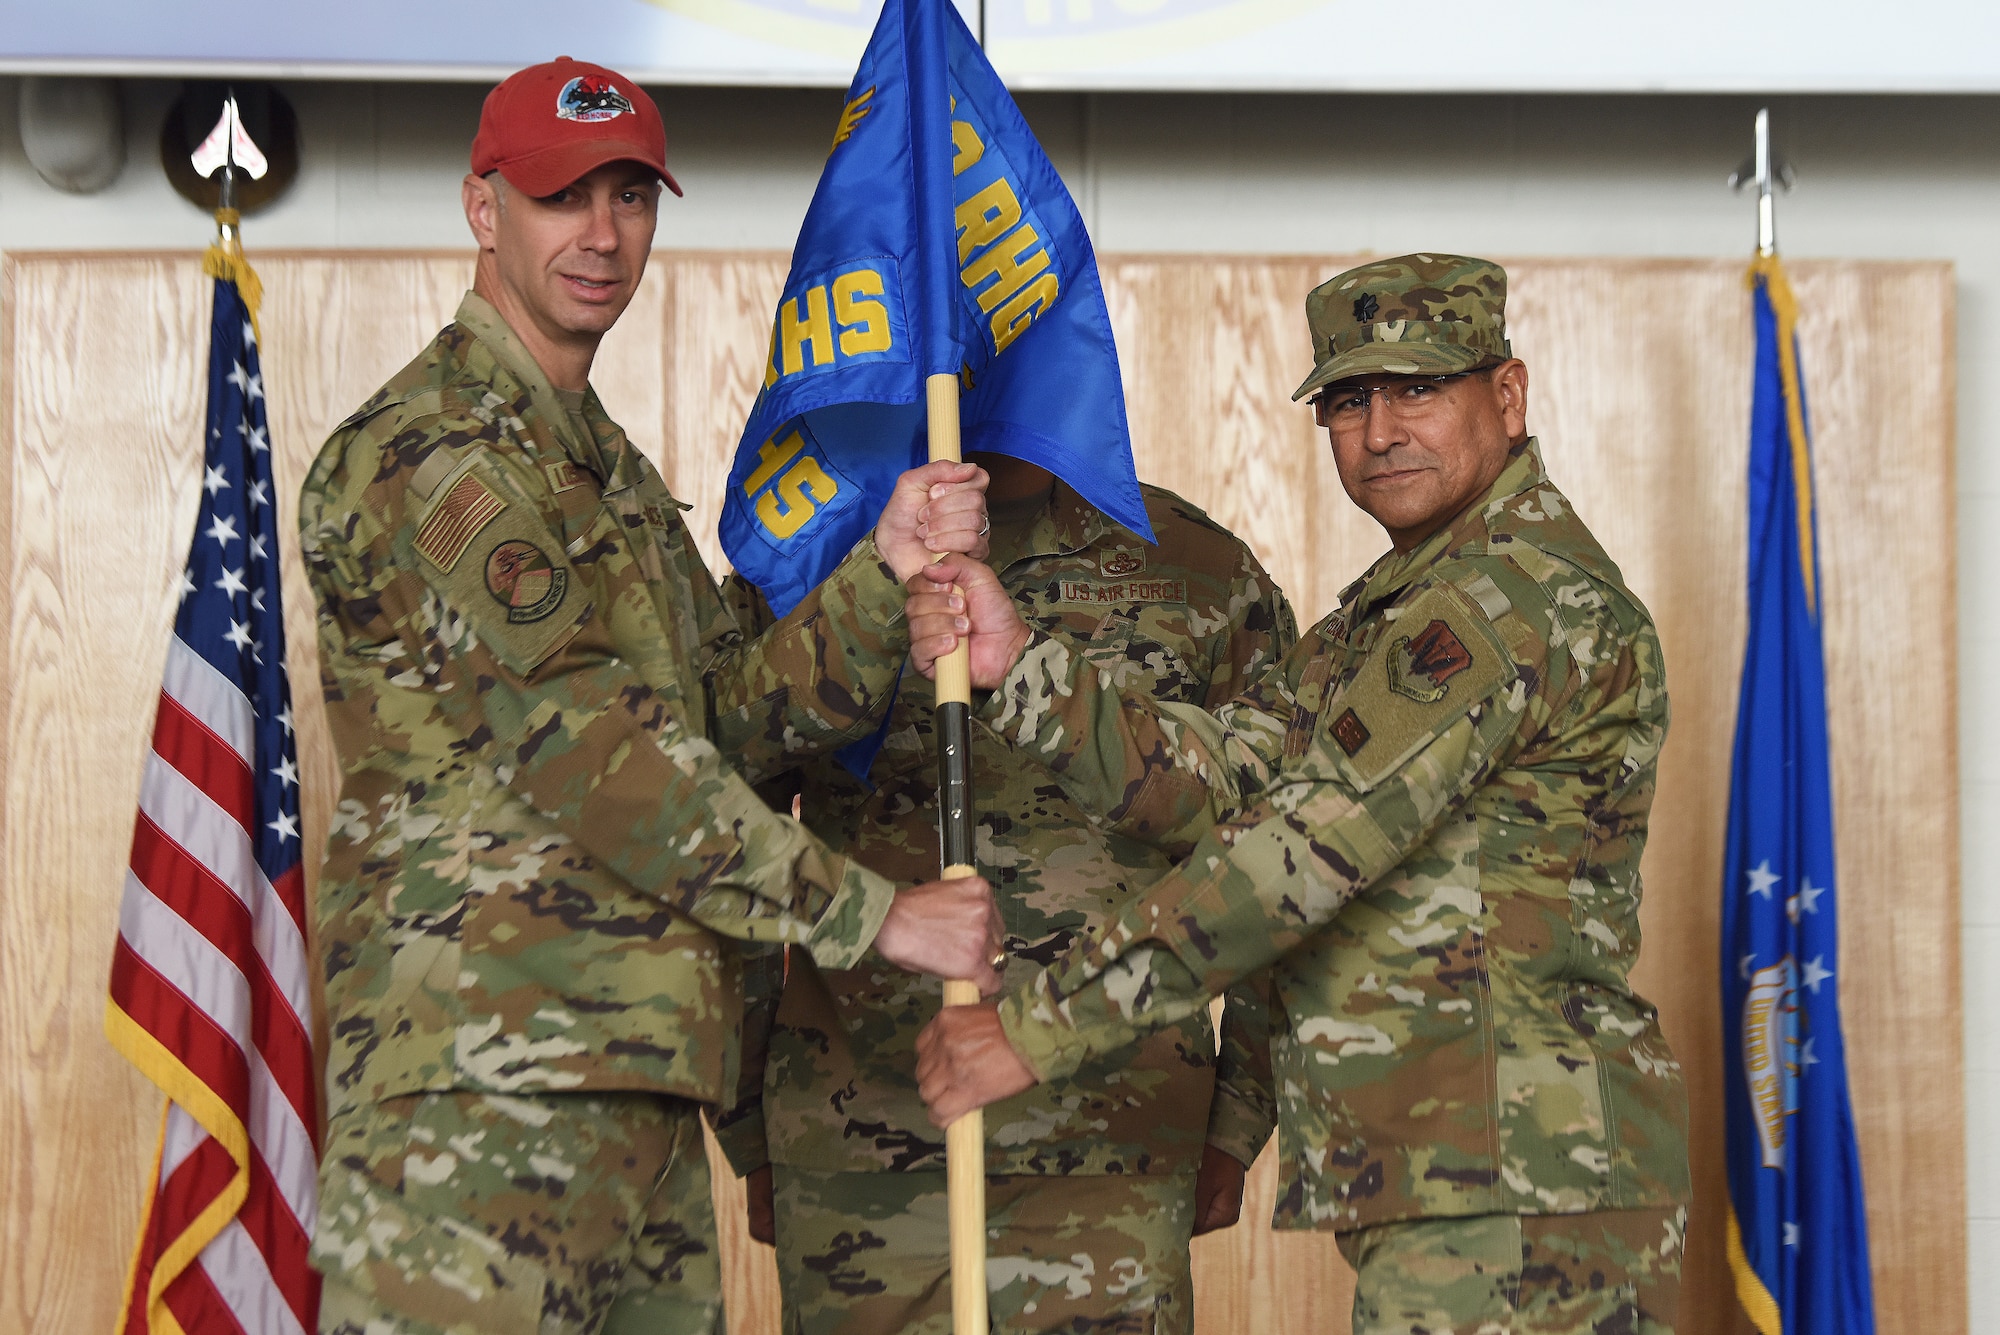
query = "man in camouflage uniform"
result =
(911, 255, 1692, 1334)
(298, 58, 1002, 1335)
(713, 458, 1296, 1334)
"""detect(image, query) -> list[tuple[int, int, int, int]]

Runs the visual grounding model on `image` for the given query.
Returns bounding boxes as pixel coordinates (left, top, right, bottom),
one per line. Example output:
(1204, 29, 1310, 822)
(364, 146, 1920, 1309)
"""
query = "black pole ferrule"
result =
(936, 701, 976, 871)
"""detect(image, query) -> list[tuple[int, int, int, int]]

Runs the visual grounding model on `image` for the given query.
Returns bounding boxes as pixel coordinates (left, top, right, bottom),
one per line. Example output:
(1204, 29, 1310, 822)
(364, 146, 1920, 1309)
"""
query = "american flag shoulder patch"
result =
(414, 470, 507, 571)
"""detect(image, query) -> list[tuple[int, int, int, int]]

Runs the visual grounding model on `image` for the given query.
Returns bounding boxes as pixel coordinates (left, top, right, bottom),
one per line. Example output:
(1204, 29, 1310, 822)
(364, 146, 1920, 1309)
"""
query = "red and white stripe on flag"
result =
(107, 260, 320, 1335)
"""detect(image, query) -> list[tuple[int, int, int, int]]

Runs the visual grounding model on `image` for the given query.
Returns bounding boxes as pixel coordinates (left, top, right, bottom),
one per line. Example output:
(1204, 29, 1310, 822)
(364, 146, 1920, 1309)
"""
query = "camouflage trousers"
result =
(1335, 1206, 1687, 1335)
(312, 1091, 721, 1335)
(772, 1166, 1198, 1335)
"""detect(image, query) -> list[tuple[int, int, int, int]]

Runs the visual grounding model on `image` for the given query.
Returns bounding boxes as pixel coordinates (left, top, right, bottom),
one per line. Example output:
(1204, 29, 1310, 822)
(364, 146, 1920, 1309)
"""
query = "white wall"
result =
(4, 75, 1994, 1323)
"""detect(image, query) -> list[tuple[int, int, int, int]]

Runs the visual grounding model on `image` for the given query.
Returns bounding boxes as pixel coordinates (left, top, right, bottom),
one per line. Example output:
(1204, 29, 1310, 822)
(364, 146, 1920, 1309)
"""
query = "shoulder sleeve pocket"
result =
(1318, 582, 1512, 792)
(406, 451, 589, 676)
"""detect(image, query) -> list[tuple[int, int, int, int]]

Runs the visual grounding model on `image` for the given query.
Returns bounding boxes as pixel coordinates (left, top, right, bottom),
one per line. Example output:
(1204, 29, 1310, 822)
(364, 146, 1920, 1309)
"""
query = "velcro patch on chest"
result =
(414, 470, 507, 572)
(1318, 583, 1510, 790)
(1057, 577, 1188, 606)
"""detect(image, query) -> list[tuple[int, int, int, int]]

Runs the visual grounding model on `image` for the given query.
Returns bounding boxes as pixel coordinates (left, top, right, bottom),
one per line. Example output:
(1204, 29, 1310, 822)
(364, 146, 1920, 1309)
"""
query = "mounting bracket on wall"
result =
(18, 77, 126, 195)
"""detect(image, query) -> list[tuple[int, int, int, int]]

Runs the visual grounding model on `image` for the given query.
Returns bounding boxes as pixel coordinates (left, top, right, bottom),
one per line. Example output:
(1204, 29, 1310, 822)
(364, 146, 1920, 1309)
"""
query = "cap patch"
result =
(1353, 293, 1379, 322)
(414, 471, 507, 571)
(1387, 619, 1474, 704)
(485, 539, 568, 622)
(556, 76, 634, 123)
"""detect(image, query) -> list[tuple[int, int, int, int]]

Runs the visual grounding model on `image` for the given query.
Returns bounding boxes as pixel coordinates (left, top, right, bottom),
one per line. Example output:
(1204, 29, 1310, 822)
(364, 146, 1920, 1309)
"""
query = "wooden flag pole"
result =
(924, 369, 988, 1335)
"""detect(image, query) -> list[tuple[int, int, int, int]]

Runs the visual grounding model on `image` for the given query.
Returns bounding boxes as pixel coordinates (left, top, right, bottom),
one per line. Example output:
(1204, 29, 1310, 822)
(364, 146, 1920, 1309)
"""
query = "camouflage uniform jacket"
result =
(715, 484, 1294, 1177)
(299, 293, 910, 1122)
(982, 443, 1690, 1229)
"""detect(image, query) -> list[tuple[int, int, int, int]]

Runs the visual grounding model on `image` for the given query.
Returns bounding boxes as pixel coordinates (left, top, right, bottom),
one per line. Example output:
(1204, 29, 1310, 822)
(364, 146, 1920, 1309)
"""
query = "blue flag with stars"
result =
(720, 0, 1151, 621)
(1720, 256, 1876, 1335)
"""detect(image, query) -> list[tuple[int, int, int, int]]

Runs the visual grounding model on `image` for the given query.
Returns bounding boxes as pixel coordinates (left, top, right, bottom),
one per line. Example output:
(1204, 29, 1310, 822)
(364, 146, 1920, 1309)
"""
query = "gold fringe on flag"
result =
(202, 208, 264, 335)
(1746, 252, 1818, 616)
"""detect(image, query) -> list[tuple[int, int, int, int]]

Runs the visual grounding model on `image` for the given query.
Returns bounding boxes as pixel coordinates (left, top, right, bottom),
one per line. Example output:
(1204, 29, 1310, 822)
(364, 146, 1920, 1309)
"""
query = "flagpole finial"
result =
(1729, 106, 1796, 257)
(191, 91, 269, 245)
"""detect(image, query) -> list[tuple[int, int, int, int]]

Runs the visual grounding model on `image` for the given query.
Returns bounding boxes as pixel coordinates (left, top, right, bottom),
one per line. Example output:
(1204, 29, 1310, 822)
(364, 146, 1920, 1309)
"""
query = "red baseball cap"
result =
(470, 57, 682, 198)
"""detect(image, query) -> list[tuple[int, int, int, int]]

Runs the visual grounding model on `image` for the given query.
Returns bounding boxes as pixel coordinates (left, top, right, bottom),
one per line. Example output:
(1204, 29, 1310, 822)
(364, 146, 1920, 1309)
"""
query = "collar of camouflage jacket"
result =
(453, 291, 637, 491)
(1039, 480, 1113, 560)
(983, 478, 1111, 574)
(1342, 437, 1550, 617)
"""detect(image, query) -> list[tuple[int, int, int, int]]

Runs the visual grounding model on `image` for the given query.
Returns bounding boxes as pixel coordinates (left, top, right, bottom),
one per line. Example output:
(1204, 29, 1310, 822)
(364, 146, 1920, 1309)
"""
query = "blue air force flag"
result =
(720, 0, 1151, 618)
(1719, 256, 1876, 1335)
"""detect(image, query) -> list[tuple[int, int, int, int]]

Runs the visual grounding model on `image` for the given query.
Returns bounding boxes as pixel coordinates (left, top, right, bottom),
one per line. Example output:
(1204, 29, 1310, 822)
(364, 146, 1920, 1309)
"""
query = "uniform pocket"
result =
(311, 1154, 547, 1335)
(1081, 609, 1201, 701)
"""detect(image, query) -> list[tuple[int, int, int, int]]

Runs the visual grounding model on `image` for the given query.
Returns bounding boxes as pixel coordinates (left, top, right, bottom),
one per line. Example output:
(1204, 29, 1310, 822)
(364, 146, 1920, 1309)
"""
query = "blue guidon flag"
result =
(1720, 255, 1876, 1335)
(721, 0, 1151, 620)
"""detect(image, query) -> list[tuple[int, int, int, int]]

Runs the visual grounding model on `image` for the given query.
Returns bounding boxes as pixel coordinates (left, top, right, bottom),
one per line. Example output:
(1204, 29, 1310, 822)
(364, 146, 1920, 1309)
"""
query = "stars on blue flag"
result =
(175, 285, 300, 883)
(1719, 258, 1875, 1335)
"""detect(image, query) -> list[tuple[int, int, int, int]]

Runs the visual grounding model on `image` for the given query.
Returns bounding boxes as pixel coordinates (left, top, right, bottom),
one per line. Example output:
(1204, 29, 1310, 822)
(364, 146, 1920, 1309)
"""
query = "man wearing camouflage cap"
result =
(909, 254, 1693, 1333)
(299, 57, 1002, 1335)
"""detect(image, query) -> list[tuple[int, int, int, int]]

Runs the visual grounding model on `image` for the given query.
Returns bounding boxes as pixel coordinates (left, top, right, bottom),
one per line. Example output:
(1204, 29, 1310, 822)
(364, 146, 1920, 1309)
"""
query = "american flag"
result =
(107, 258, 320, 1335)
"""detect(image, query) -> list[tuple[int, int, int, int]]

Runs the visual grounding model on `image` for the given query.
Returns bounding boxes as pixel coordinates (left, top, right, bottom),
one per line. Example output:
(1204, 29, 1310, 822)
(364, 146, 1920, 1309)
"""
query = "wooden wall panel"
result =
(0, 251, 1960, 1335)
(3, 256, 213, 1335)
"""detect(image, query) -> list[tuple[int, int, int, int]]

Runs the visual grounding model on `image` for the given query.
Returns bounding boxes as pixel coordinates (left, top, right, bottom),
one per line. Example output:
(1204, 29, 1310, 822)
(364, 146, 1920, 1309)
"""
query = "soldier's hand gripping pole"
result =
(925, 370, 988, 1335)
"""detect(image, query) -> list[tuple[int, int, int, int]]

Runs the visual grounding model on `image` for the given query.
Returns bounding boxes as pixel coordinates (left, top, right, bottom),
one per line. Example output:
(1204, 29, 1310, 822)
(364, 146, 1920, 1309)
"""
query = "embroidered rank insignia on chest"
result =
(1387, 619, 1475, 703)
(1331, 708, 1371, 757)
(1099, 549, 1146, 578)
(484, 539, 568, 623)
(414, 471, 507, 572)
(543, 460, 586, 494)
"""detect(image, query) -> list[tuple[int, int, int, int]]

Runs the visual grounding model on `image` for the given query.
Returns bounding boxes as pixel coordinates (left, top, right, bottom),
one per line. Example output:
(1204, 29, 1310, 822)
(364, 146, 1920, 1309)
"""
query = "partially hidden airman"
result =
(716, 455, 1296, 1334)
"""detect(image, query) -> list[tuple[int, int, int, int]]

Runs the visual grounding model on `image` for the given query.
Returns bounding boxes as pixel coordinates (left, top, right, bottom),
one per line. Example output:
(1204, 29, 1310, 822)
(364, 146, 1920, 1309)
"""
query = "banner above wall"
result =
(3, 0, 1996, 92)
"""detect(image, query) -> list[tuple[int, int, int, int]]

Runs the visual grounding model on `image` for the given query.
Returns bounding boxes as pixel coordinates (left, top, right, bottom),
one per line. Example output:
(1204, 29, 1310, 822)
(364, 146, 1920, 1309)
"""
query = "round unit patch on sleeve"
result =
(484, 540, 568, 623)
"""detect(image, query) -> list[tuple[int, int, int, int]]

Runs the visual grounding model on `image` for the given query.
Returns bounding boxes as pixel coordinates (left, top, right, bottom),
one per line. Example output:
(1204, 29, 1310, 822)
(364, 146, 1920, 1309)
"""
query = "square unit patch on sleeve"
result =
(414, 471, 507, 571)
(1332, 708, 1371, 757)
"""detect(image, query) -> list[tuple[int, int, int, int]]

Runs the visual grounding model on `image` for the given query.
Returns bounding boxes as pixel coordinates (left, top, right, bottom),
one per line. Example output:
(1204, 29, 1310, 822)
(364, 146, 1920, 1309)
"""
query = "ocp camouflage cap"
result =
(1292, 254, 1511, 401)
